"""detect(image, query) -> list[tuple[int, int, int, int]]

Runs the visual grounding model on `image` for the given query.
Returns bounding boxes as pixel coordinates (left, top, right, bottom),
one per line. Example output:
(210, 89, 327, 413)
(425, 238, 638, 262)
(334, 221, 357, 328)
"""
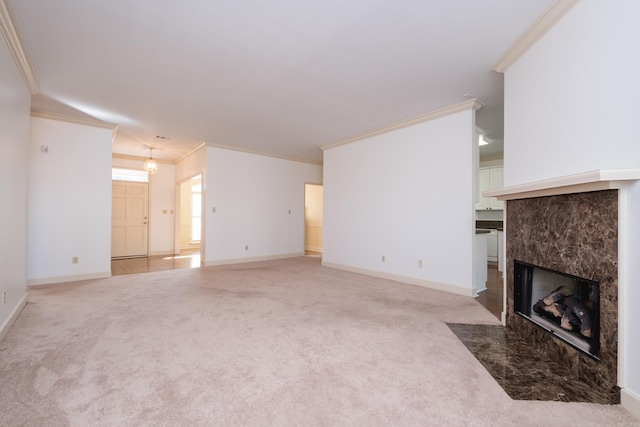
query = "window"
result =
(112, 168, 148, 182)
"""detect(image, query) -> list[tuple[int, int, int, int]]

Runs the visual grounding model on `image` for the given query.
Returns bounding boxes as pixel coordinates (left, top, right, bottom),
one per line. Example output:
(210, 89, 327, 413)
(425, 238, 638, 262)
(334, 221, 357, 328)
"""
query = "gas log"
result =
(533, 286, 593, 338)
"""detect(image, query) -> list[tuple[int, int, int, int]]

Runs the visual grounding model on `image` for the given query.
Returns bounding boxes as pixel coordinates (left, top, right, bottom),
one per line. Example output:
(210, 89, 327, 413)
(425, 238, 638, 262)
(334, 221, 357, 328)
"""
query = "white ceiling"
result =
(8, 0, 553, 163)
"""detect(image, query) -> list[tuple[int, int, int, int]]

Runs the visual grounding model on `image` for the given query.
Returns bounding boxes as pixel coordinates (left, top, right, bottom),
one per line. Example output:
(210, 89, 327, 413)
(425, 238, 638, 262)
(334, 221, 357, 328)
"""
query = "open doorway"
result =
(304, 183, 323, 256)
(176, 175, 202, 266)
(111, 168, 149, 259)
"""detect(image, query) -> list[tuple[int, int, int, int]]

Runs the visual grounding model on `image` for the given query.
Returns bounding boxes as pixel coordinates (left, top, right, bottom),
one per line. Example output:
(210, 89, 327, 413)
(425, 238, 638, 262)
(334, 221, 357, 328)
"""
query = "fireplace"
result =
(513, 260, 600, 359)
(481, 169, 640, 409)
(506, 189, 619, 403)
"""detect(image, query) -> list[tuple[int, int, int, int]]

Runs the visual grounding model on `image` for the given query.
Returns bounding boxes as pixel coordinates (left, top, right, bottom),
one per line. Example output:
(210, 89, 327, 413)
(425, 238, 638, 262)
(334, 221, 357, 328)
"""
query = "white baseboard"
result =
(28, 271, 111, 286)
(321, 261, 474, 297)
(622, 388, 640, 420)
(204, 253, 304, 267)
(0, 292, 28, 342)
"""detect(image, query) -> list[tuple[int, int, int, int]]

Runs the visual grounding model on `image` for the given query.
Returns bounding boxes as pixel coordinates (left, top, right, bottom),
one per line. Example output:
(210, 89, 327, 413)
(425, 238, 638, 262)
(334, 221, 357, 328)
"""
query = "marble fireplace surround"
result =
(485, 169, 640, 405)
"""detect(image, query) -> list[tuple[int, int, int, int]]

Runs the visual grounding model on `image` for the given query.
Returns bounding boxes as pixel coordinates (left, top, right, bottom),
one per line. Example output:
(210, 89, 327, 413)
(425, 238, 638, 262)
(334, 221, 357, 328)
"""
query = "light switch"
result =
(212, 207, 216, 213)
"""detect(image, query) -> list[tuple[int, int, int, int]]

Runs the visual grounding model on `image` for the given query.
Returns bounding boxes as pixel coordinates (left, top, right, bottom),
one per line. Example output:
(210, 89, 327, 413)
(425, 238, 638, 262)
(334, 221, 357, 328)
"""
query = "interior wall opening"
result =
(304, 183, 323, 256)
(176, 174, 202, 267)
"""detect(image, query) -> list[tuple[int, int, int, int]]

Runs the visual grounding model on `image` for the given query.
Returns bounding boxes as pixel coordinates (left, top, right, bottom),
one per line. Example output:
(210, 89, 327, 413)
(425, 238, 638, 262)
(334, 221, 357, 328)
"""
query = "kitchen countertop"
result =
(476, 220, 504, 230)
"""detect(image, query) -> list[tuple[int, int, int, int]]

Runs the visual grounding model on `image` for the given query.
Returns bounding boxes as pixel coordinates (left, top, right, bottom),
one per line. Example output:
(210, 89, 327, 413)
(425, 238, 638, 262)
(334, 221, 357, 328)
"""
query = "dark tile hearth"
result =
(447, 323, 615, 404)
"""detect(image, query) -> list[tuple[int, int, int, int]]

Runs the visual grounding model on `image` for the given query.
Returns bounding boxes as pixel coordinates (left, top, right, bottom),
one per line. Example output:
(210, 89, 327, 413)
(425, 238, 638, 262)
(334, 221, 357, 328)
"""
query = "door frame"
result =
(111, 179, 150, 258)
(174, 174, 204, 259)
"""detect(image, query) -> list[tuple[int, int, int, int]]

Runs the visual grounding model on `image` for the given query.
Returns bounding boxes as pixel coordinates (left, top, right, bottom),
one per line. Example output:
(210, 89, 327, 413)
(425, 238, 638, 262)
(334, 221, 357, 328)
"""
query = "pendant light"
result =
(143, 147, 158, 175)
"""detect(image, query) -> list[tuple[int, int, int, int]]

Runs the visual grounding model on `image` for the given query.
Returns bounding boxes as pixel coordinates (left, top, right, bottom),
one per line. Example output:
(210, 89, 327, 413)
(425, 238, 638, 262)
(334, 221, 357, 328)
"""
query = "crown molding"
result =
(174, 141, 207, 164)
(0, 0, 40, 94)
(205, 142, 323, 166)
(31, 110, 117, 130)
(321, 98, 484, 152)
(492, 0, 580, 73)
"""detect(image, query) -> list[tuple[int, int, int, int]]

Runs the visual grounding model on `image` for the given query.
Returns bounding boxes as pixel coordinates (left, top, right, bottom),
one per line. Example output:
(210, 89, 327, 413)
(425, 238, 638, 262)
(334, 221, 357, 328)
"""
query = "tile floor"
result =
(111, 250, 321, 276)
(111, 250, 201, 276)
(455, 263, 615, 404)
(447, 323, 613, 403)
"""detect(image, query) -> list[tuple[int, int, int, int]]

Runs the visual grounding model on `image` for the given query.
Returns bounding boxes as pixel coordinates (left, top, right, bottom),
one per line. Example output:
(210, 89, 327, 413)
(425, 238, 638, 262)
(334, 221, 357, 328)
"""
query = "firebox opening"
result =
(514, 260, 600, 360)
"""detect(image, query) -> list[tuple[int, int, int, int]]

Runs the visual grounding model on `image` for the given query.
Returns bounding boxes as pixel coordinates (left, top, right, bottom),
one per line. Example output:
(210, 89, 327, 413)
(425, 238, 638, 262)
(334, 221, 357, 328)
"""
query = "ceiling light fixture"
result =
(143, 147, 158, 175)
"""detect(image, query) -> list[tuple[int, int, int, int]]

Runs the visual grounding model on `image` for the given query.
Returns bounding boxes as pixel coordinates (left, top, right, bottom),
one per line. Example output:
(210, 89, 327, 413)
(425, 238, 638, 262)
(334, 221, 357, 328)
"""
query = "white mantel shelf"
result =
(484, 169, 640, 200)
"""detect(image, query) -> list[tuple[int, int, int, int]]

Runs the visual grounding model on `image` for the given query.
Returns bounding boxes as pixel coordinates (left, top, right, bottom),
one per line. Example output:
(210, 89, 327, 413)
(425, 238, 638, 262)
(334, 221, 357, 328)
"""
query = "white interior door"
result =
(112, 181, 149, 258)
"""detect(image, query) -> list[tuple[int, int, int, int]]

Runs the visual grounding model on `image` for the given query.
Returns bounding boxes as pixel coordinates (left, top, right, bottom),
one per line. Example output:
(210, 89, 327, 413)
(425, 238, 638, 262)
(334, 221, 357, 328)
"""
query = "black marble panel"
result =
(506, 190, 619, 403)
(447, 323, 614, 403)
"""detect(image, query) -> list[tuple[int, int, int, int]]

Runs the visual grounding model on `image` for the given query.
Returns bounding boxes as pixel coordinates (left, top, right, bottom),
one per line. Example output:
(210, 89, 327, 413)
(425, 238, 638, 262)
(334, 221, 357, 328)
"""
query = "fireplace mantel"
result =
(485, 169, 640, 201)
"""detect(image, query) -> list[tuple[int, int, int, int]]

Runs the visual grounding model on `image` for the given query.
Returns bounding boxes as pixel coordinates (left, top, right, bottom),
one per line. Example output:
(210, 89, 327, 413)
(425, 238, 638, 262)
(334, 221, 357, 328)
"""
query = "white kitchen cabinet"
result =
(476, 166, 504, 210)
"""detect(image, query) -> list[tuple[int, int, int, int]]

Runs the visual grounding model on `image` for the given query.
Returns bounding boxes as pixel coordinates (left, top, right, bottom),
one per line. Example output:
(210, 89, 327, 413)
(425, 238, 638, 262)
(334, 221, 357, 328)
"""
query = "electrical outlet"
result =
(2, 291, 6, 305)
(72, 256, 79, 264)
(418, 260, 423, 268)
(245, 245, 248, 251)
(381, 255, 385, 263)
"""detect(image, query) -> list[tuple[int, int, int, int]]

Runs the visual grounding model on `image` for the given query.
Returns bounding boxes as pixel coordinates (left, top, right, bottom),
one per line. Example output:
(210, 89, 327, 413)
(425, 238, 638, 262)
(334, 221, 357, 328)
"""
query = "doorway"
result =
(111, 180, 149, 258)
(304, 183, 323, 255)
(176, 175, 202, 260)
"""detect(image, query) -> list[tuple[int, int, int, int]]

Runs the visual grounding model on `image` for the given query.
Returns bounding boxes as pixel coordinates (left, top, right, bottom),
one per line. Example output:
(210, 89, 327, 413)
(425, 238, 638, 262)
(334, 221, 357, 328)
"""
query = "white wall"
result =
(0, 34, 31, 337)
(175, 145, 207, 183)
(504, 0, 640, 187)
(112, 157, 176, 255)
(323, 109, 477, 296)
(502, 0, 640, 412)
(28, 117, 113, 284)
(204, 147, 322, 265)
(622, 180, 640, 415)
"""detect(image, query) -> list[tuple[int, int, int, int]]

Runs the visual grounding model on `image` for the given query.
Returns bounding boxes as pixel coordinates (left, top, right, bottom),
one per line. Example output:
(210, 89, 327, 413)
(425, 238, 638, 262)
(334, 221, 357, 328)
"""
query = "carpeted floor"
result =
(1, 257, 637, 426)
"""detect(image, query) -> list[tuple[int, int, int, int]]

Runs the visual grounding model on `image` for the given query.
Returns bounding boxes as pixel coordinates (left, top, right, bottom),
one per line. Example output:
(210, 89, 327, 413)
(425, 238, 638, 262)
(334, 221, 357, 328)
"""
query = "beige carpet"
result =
(1, 257, 637, 426)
